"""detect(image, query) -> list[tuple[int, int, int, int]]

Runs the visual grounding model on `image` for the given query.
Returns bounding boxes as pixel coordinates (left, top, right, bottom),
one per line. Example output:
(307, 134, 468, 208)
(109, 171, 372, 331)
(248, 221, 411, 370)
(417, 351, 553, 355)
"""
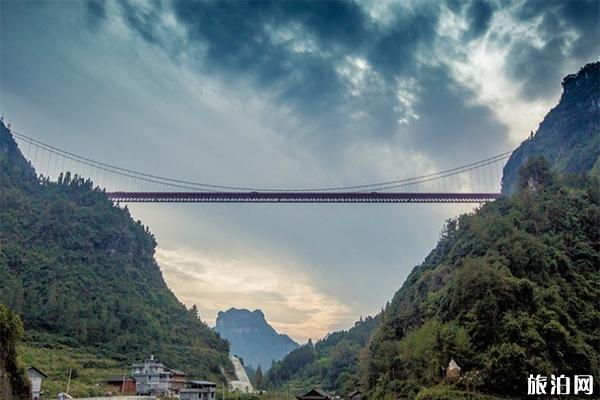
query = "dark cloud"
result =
(95, 0, 597, 155)
(508, 0, 600, 99)
(84, 0, 106, 29)
(464, 0, 497, 40)
(169, 0, 380, 139)
(559, 0, 600, 59)
(367, 8, 440, 78)
(506, 39, 566, 100)
(118, 0, 165, 45)
(112, 0, 447, 145)
(445, 0, 500, 40)
(400, 67, 507, 165)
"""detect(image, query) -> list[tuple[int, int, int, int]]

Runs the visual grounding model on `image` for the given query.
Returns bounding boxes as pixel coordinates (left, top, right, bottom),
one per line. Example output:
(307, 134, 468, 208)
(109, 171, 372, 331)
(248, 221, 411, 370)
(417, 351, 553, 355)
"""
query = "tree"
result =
(255, 365, 263, 390)
(0, 304, 31, 400)
(517, 156, 553, 191)
(190, 305, 200, 320)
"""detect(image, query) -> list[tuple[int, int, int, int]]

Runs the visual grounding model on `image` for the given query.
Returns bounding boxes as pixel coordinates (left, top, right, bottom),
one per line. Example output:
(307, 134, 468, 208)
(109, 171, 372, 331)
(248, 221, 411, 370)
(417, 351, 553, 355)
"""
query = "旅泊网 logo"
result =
(527, 374, 593, 395)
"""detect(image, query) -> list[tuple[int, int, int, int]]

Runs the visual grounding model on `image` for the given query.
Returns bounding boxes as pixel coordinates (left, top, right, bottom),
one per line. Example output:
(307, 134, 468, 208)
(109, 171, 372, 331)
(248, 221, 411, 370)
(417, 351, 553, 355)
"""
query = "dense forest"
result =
(0, 122, 233, 380)
(267, 314, 380, 393)
(365, 158, 599, 398)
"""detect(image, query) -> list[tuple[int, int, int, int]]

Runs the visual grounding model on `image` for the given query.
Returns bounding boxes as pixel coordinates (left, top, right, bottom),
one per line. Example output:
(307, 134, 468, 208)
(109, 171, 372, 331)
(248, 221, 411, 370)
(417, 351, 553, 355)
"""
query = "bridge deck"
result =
(107, 191, 501, 203)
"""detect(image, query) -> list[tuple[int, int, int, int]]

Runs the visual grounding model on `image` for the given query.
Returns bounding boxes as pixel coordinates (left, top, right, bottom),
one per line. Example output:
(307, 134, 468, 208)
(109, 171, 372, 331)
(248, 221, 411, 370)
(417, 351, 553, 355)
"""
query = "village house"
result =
(169, 368, 188, 392)
(105, 375, 136, 394)
(26, 366, 47, 400)
(179, 380, 217, 400)
(131, 355, 189, 395)
(297, 387, 333, 400)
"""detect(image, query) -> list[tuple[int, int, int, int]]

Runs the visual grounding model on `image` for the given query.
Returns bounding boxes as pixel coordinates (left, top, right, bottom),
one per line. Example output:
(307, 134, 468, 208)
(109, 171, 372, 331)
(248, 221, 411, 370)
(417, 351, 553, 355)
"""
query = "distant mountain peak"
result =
(219, 307, 265, 318)
(216, 308, 298, 370)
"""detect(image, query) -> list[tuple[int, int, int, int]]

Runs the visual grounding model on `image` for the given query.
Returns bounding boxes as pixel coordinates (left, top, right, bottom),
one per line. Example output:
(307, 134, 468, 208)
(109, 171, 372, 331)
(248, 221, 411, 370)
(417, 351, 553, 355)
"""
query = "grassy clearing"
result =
(18, 343, 128, 399)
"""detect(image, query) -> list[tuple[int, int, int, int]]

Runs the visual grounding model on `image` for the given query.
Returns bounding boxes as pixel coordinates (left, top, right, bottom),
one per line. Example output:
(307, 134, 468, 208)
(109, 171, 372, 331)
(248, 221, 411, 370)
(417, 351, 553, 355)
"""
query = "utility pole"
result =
(66, 368, 72, 395)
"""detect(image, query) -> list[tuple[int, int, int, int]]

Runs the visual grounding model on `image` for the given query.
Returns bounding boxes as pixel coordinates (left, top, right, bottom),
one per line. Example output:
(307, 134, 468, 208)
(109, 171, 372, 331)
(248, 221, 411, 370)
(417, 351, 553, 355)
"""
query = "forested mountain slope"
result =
(215, 308, 298, 371)
(267, 314, 380, 393)
(364, 158, 599, 398)
(0, 122, 232, 380)
(502, 61, 600, 194)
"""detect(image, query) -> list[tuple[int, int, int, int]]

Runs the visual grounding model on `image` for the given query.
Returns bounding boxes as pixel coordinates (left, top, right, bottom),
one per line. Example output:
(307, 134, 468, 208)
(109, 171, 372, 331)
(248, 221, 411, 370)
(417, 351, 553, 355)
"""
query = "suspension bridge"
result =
(9, 128, 510, 204)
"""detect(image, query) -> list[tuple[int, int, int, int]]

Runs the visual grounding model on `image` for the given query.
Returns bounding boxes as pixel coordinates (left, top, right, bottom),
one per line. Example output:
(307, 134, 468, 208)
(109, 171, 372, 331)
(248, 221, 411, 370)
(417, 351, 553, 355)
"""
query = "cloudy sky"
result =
(1, 0, 598, 343)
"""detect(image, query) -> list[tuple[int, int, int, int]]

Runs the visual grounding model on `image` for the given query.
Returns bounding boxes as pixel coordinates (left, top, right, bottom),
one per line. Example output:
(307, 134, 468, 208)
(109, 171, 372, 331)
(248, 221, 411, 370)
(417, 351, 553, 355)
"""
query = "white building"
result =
(26, 366, 47, 400)
(180, 380, 217, 400)
(132, 355, 172, 395)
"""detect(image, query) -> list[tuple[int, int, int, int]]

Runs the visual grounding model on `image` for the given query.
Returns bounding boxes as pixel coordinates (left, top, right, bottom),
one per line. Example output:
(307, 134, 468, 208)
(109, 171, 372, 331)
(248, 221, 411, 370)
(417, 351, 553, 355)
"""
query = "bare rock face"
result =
(216, 308, 299, 371)
(502, 62, 600, 194)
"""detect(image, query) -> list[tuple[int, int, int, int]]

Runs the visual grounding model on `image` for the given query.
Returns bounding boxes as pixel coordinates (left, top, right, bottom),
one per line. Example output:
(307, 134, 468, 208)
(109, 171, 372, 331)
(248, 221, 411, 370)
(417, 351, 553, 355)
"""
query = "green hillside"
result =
(267, 314, 380, 393)
(18, 341, 127, 399)
(0, 121, 232, 381)
(364, 158, 600, 398)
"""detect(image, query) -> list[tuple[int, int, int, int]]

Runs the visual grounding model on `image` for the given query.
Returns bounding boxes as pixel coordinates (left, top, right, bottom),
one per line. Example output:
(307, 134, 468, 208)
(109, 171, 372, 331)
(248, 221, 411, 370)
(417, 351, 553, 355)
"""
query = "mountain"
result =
(264, 63, 600, 399)
(267, 314, 380, 394)
(215, 308, 298, 370)
(363, 63, 600, 399)
(0, 122, 232, 381)
(502, 61, 600, 194)
(364, 160, 599, 398)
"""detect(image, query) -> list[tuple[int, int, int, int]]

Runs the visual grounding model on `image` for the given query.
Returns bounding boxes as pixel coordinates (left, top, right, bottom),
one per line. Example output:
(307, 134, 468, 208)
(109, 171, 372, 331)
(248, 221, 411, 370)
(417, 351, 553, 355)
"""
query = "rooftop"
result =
(188, 380, 217, 388)
(26, 366, 48, 378)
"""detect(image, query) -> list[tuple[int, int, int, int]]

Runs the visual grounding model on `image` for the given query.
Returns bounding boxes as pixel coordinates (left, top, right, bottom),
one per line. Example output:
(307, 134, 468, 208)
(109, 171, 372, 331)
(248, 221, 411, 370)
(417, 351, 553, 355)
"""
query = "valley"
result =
(1, 2, 598, 398)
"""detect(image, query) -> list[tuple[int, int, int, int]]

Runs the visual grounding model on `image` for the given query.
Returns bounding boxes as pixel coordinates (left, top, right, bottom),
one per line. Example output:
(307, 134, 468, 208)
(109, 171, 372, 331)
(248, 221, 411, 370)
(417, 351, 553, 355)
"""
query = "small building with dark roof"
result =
(180, 380, 217, 400)
(26, 366, 47, 400)
(296, 387, 333, 400)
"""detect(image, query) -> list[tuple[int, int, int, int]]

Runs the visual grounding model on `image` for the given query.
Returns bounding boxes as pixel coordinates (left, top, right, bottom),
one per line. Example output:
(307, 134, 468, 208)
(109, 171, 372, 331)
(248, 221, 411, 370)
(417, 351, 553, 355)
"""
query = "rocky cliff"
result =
(501, 62, 600, 194)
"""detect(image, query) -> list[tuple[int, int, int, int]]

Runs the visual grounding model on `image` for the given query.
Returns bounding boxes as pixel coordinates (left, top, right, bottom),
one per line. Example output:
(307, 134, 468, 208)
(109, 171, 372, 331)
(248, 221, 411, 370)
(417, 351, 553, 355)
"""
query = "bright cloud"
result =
(156, 247, 353, 343)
